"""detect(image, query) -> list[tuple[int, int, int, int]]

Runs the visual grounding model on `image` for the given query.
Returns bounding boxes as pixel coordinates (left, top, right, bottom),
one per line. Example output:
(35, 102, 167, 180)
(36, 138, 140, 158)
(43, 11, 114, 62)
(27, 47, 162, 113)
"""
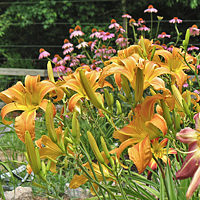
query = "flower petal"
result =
(69, 174, 88, 189)
(128, 135, 152, 174)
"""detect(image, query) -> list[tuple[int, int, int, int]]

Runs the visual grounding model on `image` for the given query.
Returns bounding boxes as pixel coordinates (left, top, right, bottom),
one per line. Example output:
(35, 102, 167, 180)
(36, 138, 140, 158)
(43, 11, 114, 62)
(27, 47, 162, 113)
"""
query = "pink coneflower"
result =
(197, 65, 200, 70)
(194, 90, 200, 94)
(189, 25, 200, 36)
(169, 17, 182, 24)
(76, 38, 88, 49)
(144, 5, 158, 13)
(70, 25, 84, 39)
(66, 67, 72, 73)
(129, 18, 139, 26)
(88, 39, 97, 51)
(122, 14, 132, 18)
(187, 46, 199, 51)
(76, 54, 86, 59)
(106, 46, 116, 54)
(63, 47, 74, 55)
(52, 54, 62, 63)
(158, 32, 171, 38)
(137, 25, 150, 31)
(90, 28, 101, 38)
(53, 64, 66, 73)
(70, 57, 80, 67)
(138, 18, 145, 25)
(183, 83, 189, 88)
(102, 32, 115, 41)
(161, 44, 167, 50)
(103, 55, 111, 59)
(167, 45, 174, 52)
(109, 19, 120, 29)
(62, 39, 73, 49)
(57, 59, 66, 65)
(38, 48, 50, 59)
(115, 25, 126, 34)
(64, 55, 71, 61)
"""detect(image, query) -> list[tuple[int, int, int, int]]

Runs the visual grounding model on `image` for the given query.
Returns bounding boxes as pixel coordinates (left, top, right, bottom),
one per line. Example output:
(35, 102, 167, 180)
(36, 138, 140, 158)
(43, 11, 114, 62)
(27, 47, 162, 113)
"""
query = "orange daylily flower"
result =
(113, 94, 172, 174)
(147, 138, 177, 179)
(61, 66, 113, 111)
(155, 47, 196, 91)
(99, 53, 171, 94)
(0, 75, 57, 143)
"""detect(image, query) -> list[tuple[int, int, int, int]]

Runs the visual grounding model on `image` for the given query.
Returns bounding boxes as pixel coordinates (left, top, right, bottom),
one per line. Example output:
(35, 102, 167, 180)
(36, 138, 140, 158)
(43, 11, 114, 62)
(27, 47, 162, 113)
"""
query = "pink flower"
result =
(138, 18, 145, 25)
(109, 19, 120, 29)
(70, 25, 84, 39)
(63, 47, 74, 55)
(90, 28, 101, 38)
(187, 46, 199, 51)
(64, 55, 71, 61)
(197, 65, 200, 70)
(167, 45, 174, 52)
(129, 19, 139, 26)
(76, 42, 88, 49)
(137, 25, 150, 31)
(101, 32, 115, 41)
(169, 17, 182, 24)
(189, 25, 200, 36)
(62, 39, 73, 49)
(183, 83, 189, 88)
(57, 59, 66, 65)
(76, 54, 86, 59)
(157, 32, 171, 38)
(115, 26, 126, 34)
(38, 48, 50, 59)
(106, 46, 116, 54)
(52, 54, 62, 63)
(194, 90, 200, 94)
(122, 14, 132, 18)
(53, 65, 66, 72)
(144, 5, 158, 13)
(176, 113, 200, 199)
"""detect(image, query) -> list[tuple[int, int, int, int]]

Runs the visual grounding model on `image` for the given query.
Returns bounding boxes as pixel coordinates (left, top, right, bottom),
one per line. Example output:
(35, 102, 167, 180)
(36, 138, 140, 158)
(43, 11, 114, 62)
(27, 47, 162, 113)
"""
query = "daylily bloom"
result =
(98, 49, 170, 93)
(148, 138, 176, 179)
(154, 47, 196, 90)
(113, 94, 173, 173)
(144, 5, 158, 13)
(176, 112, 200, 199)
(0, 75, 57, 143)
(61, 66, 113, 112)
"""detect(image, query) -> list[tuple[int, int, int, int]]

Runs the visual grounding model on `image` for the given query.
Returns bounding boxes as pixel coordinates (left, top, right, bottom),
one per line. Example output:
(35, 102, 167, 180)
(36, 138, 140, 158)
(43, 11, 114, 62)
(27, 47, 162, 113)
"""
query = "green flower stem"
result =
(152, 154, 170, 200)
(88, 180, 102, 200)
(116, 173, 129, 200)
(174, 23, 180, 46)
(155, 20, 161, 39)
(150, 12, 153, 39)
(77, 159, 117, 200)
(131, 26, 137, 44)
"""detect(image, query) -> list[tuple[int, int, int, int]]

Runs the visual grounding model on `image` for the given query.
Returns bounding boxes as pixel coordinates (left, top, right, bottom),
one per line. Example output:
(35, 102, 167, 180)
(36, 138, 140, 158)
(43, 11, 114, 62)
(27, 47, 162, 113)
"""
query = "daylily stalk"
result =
(45, 100, 57, 143)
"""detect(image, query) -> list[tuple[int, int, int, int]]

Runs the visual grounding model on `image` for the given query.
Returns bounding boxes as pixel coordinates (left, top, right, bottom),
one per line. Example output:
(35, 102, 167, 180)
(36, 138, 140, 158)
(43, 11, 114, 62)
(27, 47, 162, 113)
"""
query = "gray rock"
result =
(2, 186, 33, 200)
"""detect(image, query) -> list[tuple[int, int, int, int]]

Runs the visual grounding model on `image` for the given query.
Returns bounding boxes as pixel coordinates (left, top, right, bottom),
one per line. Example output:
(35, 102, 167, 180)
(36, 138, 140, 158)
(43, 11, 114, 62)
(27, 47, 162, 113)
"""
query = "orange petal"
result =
(68, 93, 83, 112)
(15, 111, 36, 143)
(128, 135, 152, 174)
(69, 174, 88, 189)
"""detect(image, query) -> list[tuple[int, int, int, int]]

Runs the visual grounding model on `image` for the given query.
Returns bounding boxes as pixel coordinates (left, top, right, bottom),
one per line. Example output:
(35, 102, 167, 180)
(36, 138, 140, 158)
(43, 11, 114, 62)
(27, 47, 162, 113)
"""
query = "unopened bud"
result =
(47, 61, 55, 83)
(116, 100, 122, 115)
(87, 131, 105, 164)
(135, 68, 144, 103)
(160, 99, 172, 127)
(182, 99, 191, 117)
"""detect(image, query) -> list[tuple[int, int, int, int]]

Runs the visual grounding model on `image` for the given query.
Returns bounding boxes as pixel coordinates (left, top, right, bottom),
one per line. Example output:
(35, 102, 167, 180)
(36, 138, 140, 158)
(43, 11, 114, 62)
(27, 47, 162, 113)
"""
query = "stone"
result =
(2, 186, 33, 200)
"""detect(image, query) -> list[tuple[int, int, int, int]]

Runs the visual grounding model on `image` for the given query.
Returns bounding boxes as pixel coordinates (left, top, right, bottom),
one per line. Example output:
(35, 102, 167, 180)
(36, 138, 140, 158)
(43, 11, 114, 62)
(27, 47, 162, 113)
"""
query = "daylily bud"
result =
(64, 159, 68, 170)
(150, 46, 156, 61)
(121, 74, 131, 100)
(45, 101, 57, 143)
(46, 160, 51, 172)
(47, 61, 55, 83)
(174, 113, 181, 132)
(35, 147, 42, 171)
(118, 93, 127, 102)
(65, 137, 74, 144)
(182, 29, 190, 52)
(160, 99, 172, 127)
(79, 69, 103, 109)
(87, 131, 105, 164)
(25, 131, 40, 175)
(116, 100, 122, 115)
(182, 98, 191, 117)
(171, 85, 183, 108)
(150, 88, 157, 96)
(140, 36, 147, 58)
(135, 68, 144, 103)
(101, 136, 110, 160)
(137, 47, 144, 58)
(186, 90, 191, 108)
(72, 112, 78, 138)
(41, 161, 46, 175)
(104, 89, 114, 110)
